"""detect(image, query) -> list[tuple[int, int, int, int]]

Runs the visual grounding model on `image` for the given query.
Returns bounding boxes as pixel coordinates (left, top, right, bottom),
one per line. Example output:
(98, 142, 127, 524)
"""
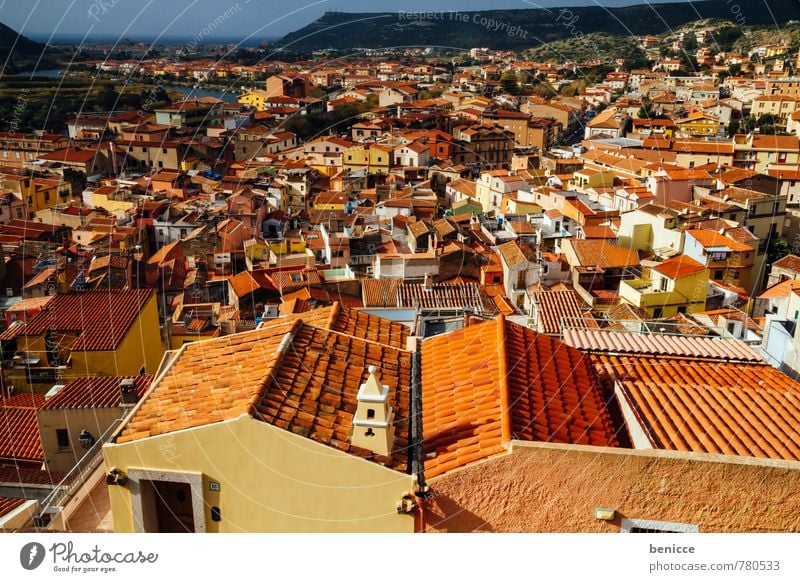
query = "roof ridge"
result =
(496, 315, 512, 445)
(248, 318, 303, 417)
(325, 301, 341, 331)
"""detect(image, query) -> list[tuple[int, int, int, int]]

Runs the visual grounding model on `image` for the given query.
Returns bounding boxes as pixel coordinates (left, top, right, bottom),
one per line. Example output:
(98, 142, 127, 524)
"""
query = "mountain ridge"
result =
(277, 0, 800, 51)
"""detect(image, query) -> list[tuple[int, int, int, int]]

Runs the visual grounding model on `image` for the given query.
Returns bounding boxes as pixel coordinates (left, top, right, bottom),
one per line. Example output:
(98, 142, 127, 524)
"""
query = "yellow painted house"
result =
(0, 289, 163, 392)
(343, 144, 391, 174)
(237, 89, 271, 111)
(674, 112, 721, 137)
(619, 255, 708, 318)
(102, 307, 419, 533)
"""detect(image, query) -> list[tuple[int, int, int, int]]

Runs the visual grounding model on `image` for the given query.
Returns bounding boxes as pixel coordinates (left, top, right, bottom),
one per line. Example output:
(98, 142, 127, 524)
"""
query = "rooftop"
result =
(0, 290, 155, 352)
(596, 355, 800, 461)
(421, 317, 618, 479)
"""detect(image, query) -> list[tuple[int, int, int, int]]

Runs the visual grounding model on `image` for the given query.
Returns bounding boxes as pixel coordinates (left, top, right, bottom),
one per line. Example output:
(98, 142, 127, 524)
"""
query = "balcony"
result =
(619, 279, 672, 308)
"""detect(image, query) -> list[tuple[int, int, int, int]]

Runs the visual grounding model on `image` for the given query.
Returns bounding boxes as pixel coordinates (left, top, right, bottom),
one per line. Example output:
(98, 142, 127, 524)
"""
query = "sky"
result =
(3, 0, 690, 43)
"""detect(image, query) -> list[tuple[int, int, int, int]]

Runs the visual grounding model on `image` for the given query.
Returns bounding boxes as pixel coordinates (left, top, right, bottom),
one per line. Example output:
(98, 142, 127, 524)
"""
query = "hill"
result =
(277, 0, 800, 52)
(0, 22, 59, 73)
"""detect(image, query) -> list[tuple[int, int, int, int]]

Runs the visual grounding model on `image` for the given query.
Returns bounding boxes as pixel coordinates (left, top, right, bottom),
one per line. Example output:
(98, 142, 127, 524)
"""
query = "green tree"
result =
(500, 72, 520, 95)
(768, 237, 792, 266)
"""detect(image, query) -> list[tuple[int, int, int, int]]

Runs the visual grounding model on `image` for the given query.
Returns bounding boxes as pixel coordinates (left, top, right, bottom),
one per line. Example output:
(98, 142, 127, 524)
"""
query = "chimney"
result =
(423, 273, 433, 291)
(351, 366, 394, 457)
(120, 378, 138, 406)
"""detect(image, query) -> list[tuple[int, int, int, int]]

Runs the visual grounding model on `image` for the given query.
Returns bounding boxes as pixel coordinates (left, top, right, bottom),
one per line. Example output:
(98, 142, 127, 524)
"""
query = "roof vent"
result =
(351, 366, 394, 457)
(120, 378, 138, 406)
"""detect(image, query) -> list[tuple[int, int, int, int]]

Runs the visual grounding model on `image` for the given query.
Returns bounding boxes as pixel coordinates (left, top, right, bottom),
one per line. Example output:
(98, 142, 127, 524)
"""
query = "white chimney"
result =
(351, 366, 394, 457)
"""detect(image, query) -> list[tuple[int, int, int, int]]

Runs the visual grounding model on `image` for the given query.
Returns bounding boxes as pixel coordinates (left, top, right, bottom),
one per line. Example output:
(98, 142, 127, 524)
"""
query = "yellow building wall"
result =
(38, 407, 123, 473)
(103, 416, 417, 533)
(70, 294, 163, 377)
(619, 270, 708, 318)
(238, 93, 267, 111)
(343, 147, 390, 174)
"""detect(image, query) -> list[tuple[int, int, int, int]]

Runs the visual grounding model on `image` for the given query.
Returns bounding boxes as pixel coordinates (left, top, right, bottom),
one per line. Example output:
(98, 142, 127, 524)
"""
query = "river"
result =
(18, 69, 239, 102)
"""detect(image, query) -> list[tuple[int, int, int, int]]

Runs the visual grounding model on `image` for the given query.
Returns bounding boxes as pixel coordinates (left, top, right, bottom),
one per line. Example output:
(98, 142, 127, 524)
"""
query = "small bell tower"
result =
(351, 366, 394, 456)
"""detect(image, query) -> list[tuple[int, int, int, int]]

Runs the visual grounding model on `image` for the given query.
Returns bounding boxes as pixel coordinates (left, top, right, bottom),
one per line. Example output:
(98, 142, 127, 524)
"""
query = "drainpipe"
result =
(409, 342, 430, 532)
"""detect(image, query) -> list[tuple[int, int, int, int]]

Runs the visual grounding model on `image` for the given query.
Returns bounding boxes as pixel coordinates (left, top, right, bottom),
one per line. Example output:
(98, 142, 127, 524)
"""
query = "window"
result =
(653, 307, 663, 318)
(727, 321, 736, 334)
(162, 148, 168, 154)
(714, 270, 723, 279)
(56, 429, 70, 450)
(677, 306, 687, 314)
(620, 518, 698, 533)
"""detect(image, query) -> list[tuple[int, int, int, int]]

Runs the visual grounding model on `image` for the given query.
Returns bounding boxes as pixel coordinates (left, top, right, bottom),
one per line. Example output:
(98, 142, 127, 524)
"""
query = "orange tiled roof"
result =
(421, 317, 618, 479)
(686, 229, 752, 252)
(758, 278, 800, 299)
(41, 376, 152, 410)
(652, 255, 706, 280)
(361, 278, 400, 308)
(0, 290, 155, 352)
(118, 315, 413, 470)
(596, 355, 800, 461)
(773, 254, 800, 273)
(532, 289, 591, 335)
(255, 322, 411, 472)
(117, 320, 300, 443)
(567, 239, 640, 269)
(497, 240, 536, 268)
(0, 398, 43, 462)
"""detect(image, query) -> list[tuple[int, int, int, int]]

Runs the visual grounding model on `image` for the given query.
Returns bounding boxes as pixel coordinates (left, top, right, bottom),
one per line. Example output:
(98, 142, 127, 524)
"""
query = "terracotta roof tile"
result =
(0, 290, 155, 351)
(42, 376, 152, 410)
(567, 239, 640, 269)
(0, 398, 43, 462)
(421, 317, 618, 479)
(361, 278, 400, 308)
(118, 306, 412, 471)
(0, 465, 69, 486)
(497, 241, 536, 268)
(117, 320, 298, 444)
(595, 355, 800, 461)
(254, 323, 411, 472)
(773, 254, 800, 273)
(532, 289, 591, 335)
(397, 281, 485, 311)
(565, 329, 763, 362)
(652, 255, 706, 280)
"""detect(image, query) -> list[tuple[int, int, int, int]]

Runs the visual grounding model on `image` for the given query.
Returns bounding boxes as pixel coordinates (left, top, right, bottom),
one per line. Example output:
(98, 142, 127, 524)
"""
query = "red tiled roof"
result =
(361, 278, 400, 308)
(0, 290, 155, 351)
(118, 316, 413, 471)
(564, 329, 763, 362)
(567, 239, 640, 269)
(0, 399, 43, 462)
(421, 317, 618, 479)
(0, 497, 24, 519)
(0, 465, 69, 486)
(773, 254, 800, 273)
(686, 230, 752, 252)
(596, 355, 800, 461)
(531, 289, 591, 335)
(255, 322, 411, 471)
(117, 320, 299, 444)
(42, 376, 152, 410)
(652, 255, 706, 280)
